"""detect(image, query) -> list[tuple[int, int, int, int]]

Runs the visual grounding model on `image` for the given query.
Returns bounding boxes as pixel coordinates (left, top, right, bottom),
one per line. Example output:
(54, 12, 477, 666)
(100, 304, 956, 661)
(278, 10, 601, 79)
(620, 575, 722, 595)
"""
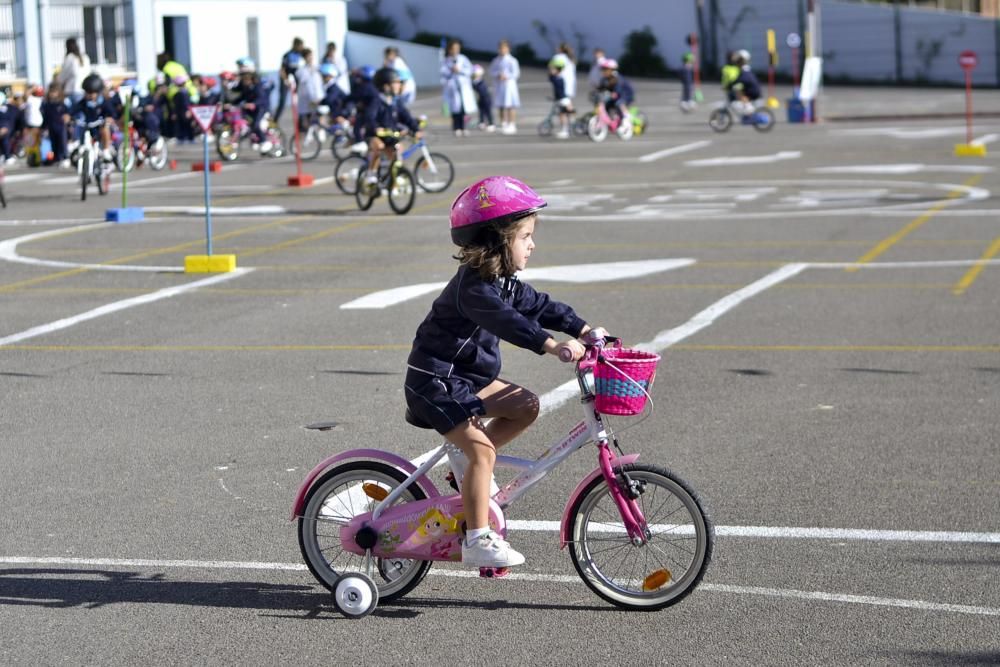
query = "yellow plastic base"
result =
(184, 254, 237, 273)
(766, 97, 781, 109)
(954, 143, 987, 157)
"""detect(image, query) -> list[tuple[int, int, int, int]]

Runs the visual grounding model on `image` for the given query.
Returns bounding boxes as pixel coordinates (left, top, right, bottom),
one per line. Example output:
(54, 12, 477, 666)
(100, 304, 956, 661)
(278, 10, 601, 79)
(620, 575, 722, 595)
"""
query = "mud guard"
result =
(291, 448, 442, 520)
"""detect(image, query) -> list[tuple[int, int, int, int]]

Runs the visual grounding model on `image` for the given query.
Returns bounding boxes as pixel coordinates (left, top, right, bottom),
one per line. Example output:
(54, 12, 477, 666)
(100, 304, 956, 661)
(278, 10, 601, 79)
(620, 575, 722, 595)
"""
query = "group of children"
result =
(445, 41, 637, 140)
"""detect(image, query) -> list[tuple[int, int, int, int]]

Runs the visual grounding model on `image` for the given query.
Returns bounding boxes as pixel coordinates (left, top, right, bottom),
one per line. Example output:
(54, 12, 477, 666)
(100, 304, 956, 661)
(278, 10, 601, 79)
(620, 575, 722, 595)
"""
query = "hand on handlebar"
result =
(555, 339, 587, 363)
(581, 327, 609, 344)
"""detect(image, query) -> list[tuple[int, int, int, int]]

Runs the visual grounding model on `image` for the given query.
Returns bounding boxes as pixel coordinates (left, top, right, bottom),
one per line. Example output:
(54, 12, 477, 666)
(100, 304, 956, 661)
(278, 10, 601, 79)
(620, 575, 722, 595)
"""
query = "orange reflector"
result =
(362, 483, 389, 501)
(642, 569, 672, 591)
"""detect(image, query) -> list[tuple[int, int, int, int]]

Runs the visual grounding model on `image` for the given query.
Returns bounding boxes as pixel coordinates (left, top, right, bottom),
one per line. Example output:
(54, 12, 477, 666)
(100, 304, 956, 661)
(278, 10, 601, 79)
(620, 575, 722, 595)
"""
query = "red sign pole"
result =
(964, 67, 973, 144)
(288, 76, 314, 187)
(955, 50, 984, 157)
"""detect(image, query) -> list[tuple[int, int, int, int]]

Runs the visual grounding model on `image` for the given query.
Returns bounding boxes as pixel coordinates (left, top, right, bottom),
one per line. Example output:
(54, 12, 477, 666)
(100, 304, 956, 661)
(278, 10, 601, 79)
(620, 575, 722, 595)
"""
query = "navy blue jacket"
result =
(0, 104, 19, 131)
(40, 99, 68, 130)
(734, 68, 761, 100)
(364, 95, 419, 136)
(70, 96, 116, 127)
(407, 265, 587, 390)
(473, 79, 492, 106)
(549, 73, 566, 100)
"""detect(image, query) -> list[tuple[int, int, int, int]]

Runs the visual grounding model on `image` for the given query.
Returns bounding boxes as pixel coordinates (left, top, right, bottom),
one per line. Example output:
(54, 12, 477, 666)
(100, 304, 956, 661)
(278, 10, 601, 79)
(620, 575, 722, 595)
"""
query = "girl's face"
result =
(509, 216, 537, 272)
(499, 42, 510, 56)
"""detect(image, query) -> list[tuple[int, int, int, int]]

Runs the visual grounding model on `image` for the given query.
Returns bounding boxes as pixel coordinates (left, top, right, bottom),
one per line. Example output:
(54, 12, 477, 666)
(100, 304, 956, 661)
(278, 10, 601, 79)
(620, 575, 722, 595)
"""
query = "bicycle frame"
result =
(291, 344, 649, 561)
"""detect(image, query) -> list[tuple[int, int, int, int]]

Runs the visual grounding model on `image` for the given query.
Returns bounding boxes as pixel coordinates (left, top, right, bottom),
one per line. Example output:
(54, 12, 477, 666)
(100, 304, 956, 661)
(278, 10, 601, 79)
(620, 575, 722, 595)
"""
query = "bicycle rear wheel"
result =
(146, 139, 168, 171)
(568, 463, 713, 610)
(335, 156, 366, 195)
(298, 461, 432, 603)
(295, 127, 323, 161)
(708, 109, 732, 133)
(387, 166, 416, 215)
(413, 152, 454, 193)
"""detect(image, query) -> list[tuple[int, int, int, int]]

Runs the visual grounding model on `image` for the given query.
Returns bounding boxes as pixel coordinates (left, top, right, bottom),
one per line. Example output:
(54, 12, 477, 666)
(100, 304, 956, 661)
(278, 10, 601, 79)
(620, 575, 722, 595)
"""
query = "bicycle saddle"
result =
(404, 409, 434, 430)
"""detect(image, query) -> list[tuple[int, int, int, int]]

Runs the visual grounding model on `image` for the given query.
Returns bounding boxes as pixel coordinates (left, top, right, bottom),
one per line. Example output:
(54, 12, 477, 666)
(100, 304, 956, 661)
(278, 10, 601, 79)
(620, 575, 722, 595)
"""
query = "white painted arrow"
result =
(340, 258, 695, 309)
(686, 151, 801, 167)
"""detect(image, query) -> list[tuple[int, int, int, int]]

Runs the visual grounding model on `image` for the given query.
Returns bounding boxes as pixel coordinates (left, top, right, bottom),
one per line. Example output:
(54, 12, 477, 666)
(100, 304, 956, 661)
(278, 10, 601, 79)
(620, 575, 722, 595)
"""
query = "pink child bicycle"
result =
(292, 335, 714, 618)
(586, 92, 635, 142)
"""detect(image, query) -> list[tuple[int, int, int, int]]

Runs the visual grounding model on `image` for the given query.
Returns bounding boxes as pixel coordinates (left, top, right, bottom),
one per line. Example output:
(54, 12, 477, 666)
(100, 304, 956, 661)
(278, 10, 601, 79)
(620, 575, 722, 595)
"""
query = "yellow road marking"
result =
(952, 236, 1000, 295)
(4, 344, 998, 353)
(846, 175, 983, 271)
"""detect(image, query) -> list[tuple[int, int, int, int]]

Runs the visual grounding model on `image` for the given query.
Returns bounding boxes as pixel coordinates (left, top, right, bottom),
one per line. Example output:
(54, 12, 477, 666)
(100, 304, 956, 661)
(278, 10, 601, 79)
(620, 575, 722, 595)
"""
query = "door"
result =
(162, 16, 190, 71)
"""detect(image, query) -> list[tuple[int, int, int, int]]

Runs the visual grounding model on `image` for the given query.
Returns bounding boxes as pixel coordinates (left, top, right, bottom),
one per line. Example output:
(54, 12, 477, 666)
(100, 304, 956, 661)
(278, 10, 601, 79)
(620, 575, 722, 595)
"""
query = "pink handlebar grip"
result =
(559, 347, 574, 363)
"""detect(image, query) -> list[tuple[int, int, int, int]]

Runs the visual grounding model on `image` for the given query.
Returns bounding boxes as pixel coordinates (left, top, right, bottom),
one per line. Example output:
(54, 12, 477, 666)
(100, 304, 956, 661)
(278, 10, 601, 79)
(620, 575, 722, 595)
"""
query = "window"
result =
(82, 4, 120, 64)
(101, 6, 117, 63)
(247, 17, 259, 65)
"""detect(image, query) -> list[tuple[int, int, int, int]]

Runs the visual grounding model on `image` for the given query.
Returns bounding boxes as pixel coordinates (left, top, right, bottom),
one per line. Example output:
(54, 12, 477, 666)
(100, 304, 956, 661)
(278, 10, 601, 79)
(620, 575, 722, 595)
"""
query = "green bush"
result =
(352, 0, 399, 39)
(619, 26, 669, 78)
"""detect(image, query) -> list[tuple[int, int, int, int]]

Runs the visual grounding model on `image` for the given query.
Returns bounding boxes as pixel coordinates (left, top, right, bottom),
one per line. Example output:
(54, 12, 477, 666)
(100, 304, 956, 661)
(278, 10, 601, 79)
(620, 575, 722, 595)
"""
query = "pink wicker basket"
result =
(593, 347, 660, 416)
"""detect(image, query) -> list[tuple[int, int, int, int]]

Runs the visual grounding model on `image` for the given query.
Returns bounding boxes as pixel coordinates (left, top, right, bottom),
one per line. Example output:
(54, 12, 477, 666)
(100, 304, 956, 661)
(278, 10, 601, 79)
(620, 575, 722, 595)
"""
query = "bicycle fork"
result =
(596, 440, 649, 545)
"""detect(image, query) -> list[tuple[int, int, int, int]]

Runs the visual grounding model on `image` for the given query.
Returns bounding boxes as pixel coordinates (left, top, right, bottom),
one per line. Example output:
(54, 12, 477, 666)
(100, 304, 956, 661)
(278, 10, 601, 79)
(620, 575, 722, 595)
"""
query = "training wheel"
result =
(332, 573, 379, 618)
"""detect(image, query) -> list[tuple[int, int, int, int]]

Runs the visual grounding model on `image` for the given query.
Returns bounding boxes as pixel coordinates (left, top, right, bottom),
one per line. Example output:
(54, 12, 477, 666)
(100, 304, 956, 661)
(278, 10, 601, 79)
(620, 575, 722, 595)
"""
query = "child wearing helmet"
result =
(547, 55, 574, 139)
(730, 50, 761, 115)
(233, 59, 272, 150)
(596, 58, 634, 121)
(470, 65, 495, 132)
(384, 47, 417, 106)
(489, 39, 520, 134)
(69, 74, 118, 160)
(346, 65, 379, 151)
(361, 67, 420, 184)
(405, 176, 605, 568)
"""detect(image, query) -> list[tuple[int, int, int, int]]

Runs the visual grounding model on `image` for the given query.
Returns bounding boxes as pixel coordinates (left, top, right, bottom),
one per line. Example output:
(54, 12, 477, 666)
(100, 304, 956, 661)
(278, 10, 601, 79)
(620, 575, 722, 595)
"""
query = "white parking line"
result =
(686, 151, 801, 167)
(638, 140, 712, 163)
(2, 556, 996, 616)
(0, 269, 253, 347)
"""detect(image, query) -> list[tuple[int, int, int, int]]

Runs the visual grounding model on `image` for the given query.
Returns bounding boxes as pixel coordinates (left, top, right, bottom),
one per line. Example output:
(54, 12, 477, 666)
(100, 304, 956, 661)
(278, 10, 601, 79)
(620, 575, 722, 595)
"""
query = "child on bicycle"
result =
(362, 67, 421, 186)
(233, 58, 272, 152)
(470, 65, 495, 132)
(730, 50, 761, 116)
(70, 73, 117, 161)
(404, 175, 605, 568)
(596, 59, 634, 122)
(548, 54, 574, 139)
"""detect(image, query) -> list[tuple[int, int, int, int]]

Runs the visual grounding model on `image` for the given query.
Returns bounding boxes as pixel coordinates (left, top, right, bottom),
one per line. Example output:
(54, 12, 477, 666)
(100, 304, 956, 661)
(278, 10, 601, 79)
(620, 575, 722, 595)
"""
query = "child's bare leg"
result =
(444, 419, 496, 530)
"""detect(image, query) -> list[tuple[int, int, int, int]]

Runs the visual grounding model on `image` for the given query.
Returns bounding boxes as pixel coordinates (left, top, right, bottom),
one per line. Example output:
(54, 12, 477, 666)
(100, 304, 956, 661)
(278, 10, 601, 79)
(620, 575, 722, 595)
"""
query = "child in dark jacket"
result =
(40, 84, 69, 165)
(404, 175, 605, 570)
(471, 65, 494, 132)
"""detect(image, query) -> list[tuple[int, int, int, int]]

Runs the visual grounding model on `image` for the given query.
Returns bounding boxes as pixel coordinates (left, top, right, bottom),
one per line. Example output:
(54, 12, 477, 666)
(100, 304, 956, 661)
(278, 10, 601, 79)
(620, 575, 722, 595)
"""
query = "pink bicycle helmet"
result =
(450, 176, 547, 246)
(599, 57, 619, 70)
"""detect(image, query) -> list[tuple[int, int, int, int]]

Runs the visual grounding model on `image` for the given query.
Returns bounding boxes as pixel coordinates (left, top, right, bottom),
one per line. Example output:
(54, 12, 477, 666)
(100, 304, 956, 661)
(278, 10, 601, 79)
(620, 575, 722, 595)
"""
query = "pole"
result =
(691, 32, 703, 102)
(203, 128, 212, 255)
(120, 91, 131, 209)
(792, 47, 800, 92)
(965, 68, 973, 145)
(291, 77, 303, 179)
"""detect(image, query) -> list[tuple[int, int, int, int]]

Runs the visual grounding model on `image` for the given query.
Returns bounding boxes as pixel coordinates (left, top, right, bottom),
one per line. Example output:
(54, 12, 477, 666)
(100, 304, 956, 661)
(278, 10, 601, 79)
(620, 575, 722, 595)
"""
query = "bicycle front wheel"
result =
(96, 158, 110, 196)
(335, 156, 366, 195)
(568, 463, 713, 610)
(216, 127, 240, 161)
(296, 128, 322, 161)
(80, 151, 90, 201)
(587, 115, 608, 142)
(355, 167, 378, 211)
(413, 152, 454, 193)
(753, 108, 776, 132)
(298, 461, 432, 603)
(388, 166, 416, 214)
(708, 109, 732, 133)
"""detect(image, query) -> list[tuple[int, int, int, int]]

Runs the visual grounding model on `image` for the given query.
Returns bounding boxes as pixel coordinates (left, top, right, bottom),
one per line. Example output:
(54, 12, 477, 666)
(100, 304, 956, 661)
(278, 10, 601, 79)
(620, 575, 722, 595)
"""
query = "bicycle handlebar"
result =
(560, 334, 620, 363)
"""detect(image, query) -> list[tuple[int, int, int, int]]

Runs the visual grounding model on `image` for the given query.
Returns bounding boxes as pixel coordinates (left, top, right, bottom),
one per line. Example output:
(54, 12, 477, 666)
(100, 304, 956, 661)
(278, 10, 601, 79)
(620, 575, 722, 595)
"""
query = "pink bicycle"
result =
(214, 105, 286, 161)
(293, 335, 714, 617)
(586, 93, 634, 142)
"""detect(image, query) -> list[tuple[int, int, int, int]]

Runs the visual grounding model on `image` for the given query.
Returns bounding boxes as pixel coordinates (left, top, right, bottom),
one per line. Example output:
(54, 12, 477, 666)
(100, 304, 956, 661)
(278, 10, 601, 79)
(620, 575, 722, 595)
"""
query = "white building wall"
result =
(150, 0, 347, 81)
(344, 30, 442, 88)
(347, 0, 696, 68)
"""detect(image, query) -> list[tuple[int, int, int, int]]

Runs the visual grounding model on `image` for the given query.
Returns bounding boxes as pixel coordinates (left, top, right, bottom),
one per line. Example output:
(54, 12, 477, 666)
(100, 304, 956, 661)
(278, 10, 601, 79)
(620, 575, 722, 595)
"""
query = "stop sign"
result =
(958, 50, 978, 70)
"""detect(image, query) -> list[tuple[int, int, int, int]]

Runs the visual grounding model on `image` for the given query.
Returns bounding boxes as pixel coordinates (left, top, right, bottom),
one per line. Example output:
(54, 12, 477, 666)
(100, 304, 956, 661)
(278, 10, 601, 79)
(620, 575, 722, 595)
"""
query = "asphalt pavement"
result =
(1, 72, 999, 665)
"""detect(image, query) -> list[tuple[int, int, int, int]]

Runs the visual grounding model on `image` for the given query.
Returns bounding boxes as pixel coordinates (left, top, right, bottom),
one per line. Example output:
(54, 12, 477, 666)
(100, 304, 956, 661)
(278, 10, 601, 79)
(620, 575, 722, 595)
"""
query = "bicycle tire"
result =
(267, 128, 287, 158)
(216, 127, 240, 161)
(298, 461, 432, 603)
(537, 118, 554, 137)
(115, 144, 137, 173)
(147, 140, 168, 171)
(335, 156, 366, 195)
(355, 167, 378, 210)
(80, 151, 90, 201)
(587, 115, 608, 143)
(296, 128, 322, 161)
(331, 130, 353, 161)
(0, 186, 5, 208)
(96, 157, 110, 196)
(753, 108, 776, 132)
(568, 463, 714, 611)
(616, 118, 634, 141)
(387, 166, 416, 215)
(573, 113, 592, 137)
(413, 152, 454, 193)
(708, 109, 732, 133)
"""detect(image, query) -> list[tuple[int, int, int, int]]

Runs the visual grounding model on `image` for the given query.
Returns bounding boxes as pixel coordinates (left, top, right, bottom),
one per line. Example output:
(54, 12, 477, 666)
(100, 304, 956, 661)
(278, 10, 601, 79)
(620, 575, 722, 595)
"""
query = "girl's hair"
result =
(446, 38, 462, 53)
(454, 215, 532, 279)
(65, 38, 82, 64)
(559, 42, 575, 63)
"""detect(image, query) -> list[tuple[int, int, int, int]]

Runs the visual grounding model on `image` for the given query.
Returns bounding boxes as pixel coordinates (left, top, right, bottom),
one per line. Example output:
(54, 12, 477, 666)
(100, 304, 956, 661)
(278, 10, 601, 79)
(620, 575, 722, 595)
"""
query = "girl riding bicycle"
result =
(404, 176, 604, 568)
(362, 67, 421, 186)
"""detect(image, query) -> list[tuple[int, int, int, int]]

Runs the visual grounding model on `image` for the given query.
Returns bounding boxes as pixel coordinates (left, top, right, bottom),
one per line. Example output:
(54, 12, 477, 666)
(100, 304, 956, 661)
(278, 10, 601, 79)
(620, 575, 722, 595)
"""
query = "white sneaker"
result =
(486, 124, 496, 133)
(59, 159, 71, 169)
(4, 156, 17, 165)
(259, 140, 273, 154)
(555, 128, 570, 139)
(364, 173, 379, 185)
(349, 142, 368, 155)
(461, 531, 525, 568)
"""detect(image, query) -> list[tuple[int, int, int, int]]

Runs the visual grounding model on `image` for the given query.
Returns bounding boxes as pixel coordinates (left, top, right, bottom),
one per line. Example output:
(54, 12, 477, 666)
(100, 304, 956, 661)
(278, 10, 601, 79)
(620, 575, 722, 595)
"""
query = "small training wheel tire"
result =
(332, 573, 379, 618)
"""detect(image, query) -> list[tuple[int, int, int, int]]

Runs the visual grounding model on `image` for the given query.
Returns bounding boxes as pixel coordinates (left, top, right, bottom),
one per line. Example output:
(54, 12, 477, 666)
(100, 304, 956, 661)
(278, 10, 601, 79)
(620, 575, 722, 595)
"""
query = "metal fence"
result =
(699, 0, 1000, 86)
(0, 0, 18, 78)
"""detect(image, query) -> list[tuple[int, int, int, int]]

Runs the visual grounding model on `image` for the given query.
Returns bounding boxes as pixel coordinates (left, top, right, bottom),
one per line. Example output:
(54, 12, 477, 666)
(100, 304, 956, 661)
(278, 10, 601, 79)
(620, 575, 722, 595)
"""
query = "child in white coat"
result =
(441, 38, 478, 137)
(489, 40, 520, 134)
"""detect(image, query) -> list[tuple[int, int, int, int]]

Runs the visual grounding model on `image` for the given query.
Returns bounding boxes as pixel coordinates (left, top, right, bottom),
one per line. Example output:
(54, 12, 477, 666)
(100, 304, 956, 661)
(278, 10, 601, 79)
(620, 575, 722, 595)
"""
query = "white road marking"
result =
(810, 164, 994, 175)
(0, 269, 253, 347)
(0, 218, 106, 227)
(127, 167, 245, 188)
(144, 205, 286, 215)
(972, 133, 999, 146)
(638, 140, 712, 163)
(1, 556, 996, 616)
(686, 151, 801, 167)
(0, 224, 180, 272)
(1, 173, 44, 184)
(830, 127, 974, 140)
(340, 259, 696, 309)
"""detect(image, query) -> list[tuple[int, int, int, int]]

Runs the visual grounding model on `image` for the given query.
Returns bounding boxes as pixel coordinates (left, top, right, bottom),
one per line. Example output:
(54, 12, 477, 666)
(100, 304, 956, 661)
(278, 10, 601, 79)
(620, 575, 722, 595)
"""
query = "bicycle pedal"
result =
(479, 567, 511, 579)
(444, 471, 460, 493)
